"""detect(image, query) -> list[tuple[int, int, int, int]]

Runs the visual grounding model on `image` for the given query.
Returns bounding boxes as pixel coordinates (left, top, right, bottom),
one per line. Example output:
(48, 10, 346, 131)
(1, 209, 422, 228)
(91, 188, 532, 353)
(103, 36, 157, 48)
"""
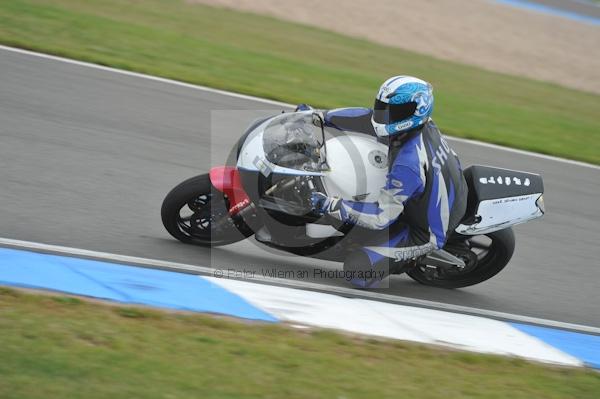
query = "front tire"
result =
(407, 228, 515, 288)
(161, 174, 253, 246)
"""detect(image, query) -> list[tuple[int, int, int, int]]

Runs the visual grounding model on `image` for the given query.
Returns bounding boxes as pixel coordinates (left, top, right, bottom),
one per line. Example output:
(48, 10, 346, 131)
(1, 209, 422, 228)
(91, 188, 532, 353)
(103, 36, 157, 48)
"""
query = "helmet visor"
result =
(373, 99, 417, 125)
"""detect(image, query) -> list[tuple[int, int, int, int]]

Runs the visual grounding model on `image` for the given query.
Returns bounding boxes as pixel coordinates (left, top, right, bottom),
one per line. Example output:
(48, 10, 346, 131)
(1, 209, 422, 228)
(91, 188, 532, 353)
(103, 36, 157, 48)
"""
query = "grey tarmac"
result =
(1, 48, 599, 327)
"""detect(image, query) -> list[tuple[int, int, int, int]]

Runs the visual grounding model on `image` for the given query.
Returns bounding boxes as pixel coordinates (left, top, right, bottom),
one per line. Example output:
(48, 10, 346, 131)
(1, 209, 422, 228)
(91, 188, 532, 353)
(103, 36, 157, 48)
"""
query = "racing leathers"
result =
(315, 107, 468, 268)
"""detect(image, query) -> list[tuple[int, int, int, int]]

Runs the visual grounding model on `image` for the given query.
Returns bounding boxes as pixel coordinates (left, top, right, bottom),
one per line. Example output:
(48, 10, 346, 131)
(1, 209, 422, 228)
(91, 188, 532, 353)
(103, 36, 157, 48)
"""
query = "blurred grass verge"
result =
(0, 0, 599, 164)
(1, 287, 599, 398)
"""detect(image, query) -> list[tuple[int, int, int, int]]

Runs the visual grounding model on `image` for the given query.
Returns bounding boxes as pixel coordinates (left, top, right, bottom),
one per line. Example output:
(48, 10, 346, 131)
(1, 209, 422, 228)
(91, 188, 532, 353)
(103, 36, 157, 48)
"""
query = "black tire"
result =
(407, 228, 515, 288)
(161, 174, 253, 246)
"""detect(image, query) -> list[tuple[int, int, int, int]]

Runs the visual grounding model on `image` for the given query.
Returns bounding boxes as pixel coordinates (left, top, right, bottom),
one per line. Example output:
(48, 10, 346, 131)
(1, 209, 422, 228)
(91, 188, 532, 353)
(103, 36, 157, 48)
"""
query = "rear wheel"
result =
(161, 174, 253, 246)
(407, 228, 515, 288)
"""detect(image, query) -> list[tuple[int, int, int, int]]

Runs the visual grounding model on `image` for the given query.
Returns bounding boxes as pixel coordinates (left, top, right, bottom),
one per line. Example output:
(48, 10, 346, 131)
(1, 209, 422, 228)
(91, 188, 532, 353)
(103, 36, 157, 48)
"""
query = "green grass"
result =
(1, 0, 599, 164)
(1, 287, 599, 399)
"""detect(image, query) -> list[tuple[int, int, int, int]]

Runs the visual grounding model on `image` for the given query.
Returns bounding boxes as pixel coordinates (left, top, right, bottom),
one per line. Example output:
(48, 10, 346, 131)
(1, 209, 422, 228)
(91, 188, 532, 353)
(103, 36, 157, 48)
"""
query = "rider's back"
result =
(391, 120, 467, 247)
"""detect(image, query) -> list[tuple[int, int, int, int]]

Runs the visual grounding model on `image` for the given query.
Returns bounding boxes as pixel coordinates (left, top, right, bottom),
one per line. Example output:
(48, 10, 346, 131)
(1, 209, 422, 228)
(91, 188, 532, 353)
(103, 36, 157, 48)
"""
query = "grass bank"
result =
(1, 287, 599, 398)
(0, 0, 599, 164)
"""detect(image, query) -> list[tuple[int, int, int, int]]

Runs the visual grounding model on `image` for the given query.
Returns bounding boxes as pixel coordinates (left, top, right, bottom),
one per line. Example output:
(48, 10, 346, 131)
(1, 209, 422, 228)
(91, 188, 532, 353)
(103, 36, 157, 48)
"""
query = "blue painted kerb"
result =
(511, 323, 600, 369)
(0, 247, 277, 322)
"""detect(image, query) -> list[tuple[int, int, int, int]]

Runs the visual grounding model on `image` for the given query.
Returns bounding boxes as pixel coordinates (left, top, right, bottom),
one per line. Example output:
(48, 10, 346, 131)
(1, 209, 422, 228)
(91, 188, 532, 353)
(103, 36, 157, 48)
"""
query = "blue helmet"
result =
(371, 76, 434, 137)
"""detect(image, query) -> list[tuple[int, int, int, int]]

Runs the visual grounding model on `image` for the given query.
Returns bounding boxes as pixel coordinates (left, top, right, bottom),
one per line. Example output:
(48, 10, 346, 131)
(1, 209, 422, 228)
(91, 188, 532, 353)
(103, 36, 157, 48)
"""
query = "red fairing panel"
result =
(209, 166, 251, 215)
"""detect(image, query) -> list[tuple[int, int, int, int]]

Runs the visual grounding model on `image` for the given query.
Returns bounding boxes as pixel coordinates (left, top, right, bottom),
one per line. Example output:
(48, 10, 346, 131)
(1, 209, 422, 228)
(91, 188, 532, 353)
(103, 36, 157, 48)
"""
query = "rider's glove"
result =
(310, 192, 340, 215)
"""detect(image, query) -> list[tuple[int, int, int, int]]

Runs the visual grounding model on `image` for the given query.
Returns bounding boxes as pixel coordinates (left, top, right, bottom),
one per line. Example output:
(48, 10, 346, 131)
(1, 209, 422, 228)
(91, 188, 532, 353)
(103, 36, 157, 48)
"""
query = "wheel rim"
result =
(176, 193, 231, 239)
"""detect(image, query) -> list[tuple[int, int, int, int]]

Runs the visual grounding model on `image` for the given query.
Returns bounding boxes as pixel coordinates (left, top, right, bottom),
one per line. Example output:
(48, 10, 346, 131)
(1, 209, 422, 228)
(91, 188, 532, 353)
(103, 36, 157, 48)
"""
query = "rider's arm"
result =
(324, 108, 374, 135)
(329, 164, 425, 230)
(295, 106, 375, 135)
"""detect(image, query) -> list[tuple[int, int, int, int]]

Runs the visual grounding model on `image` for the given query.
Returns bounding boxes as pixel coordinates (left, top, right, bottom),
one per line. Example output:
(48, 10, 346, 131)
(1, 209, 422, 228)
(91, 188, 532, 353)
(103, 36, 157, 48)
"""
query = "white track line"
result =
(1, 45, 599, 171)
(1, 237, 599, 335)
(445, 136, 600, 170)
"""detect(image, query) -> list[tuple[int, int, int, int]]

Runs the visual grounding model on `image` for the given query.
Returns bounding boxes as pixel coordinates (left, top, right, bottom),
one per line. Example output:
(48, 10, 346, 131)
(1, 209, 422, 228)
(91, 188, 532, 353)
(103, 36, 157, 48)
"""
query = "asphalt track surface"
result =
(1, 48, 599, 327)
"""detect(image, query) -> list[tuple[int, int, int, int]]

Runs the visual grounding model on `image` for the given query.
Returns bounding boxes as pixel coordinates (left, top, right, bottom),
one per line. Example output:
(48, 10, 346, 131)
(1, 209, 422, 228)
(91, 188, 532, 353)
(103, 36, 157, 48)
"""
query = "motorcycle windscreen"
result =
(262, 113, 327, 172)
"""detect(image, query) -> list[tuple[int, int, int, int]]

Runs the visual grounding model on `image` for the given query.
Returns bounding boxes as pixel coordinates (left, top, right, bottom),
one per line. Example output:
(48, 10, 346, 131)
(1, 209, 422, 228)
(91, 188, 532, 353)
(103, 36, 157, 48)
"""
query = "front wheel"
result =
(407, 228, 515, 288)
(161, 174, 254, 246)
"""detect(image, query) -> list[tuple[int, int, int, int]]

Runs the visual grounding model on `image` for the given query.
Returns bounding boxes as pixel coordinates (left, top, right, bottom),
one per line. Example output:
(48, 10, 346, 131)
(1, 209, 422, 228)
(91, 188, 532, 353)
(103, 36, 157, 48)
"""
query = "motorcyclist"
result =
(306, 76, 468, 288)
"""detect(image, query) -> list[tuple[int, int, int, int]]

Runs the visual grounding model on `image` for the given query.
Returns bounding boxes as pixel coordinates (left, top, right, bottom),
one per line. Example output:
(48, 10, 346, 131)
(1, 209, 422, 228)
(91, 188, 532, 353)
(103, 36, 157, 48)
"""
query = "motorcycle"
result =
(161, 110, 545, 288)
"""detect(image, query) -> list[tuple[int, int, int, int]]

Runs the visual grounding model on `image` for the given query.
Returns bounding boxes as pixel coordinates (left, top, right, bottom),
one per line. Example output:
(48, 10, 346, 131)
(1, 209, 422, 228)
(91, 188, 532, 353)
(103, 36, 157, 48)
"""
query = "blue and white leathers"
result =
(329, 131, 426, 230)
(321, 109, 468, 257)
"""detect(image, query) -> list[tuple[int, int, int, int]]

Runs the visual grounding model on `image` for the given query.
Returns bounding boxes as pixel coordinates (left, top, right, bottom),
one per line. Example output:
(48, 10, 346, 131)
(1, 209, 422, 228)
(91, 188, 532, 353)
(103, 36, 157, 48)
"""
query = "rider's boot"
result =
(343, 249, 390, 289)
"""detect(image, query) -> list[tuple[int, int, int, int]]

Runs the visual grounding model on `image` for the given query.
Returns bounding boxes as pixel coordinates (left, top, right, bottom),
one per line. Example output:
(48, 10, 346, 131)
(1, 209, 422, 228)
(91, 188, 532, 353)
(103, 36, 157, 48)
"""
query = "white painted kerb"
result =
(207, 276, 583, 367)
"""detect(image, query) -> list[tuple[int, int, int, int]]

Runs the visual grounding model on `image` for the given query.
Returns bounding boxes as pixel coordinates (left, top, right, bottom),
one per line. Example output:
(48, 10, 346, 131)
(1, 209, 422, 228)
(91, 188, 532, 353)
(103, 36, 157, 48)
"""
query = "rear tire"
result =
(161, 174, 253, 246)
(407, 228, 515, 288)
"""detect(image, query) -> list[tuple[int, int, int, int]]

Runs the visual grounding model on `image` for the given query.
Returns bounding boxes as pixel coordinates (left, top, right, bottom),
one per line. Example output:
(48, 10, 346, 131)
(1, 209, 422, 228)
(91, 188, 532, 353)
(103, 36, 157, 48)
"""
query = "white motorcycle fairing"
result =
(319, 134, 388, 202)
(237, 112, 388, 202)
(236, 112, 545, 237)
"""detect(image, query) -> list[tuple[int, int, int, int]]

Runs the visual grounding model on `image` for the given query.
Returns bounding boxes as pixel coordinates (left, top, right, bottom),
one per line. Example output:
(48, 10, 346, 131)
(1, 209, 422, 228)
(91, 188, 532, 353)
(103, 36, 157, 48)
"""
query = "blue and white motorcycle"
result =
(161, 111, 545, 288)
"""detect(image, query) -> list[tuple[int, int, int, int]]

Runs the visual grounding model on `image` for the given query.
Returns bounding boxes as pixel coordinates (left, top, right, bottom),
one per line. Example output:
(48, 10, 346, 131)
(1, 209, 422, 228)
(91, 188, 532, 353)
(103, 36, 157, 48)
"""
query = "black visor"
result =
(372, 99, 417, 124)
